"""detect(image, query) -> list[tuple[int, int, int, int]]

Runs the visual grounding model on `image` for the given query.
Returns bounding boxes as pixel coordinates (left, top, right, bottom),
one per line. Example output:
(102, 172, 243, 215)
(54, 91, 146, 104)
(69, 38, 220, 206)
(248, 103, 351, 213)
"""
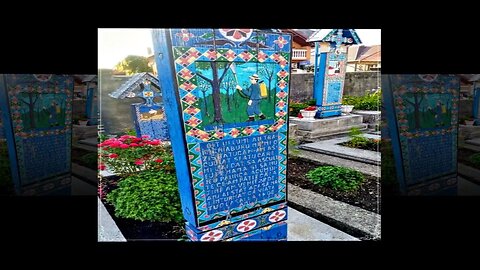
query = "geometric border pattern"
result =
(170, 29, 291, 225)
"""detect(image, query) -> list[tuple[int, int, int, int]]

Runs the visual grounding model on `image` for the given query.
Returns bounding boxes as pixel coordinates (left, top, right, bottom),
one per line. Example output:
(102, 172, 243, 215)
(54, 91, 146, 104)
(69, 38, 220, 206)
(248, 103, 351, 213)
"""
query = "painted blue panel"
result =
(0, 74, 73, 194)
(326, 82, 342, 103)
(0, 106, 4, 139)
(200, 133, 279, 215)
(86, 87, 98, 126)
(132, 103, 169, 140)
(383, 74, 460, 195)
(154, 29, 290, 240)
(152, 29, 197, 224)
(313, 51, 327, 106)
(474, 87, 480, 125)
(406, 134, 454, 184)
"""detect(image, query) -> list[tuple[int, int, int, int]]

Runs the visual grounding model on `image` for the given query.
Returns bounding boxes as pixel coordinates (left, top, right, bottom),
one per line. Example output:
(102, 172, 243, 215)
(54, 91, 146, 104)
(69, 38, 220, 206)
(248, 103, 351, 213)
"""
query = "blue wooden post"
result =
(0, 74, 73, 195)
(153, 29, 291, 241)
(309, 29, 361, 118)
(473, 84, 480, 126)
(383, 74, 460, 195)
(86, 83, 98, 126)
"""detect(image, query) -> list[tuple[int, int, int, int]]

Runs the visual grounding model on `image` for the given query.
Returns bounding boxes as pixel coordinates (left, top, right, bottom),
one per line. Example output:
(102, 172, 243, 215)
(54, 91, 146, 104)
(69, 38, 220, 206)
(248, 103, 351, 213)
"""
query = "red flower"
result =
(141, 135, 150, 139)
(130, 143, 139, 147)
(98, 164, 106, 170)
(134, 159, 144, 165)
(120, 144, 129, 149)
(108, 153, 118, 158)
(154, 159, 163, 163)
(297, 112, 303, 118)
(305, 106, 317, 111)
(149, 140, 161, 145)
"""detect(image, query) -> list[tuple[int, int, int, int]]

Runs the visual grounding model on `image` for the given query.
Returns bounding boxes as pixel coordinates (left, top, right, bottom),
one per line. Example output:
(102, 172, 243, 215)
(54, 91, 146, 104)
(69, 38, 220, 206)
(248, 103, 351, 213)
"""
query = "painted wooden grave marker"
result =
(383, 74, 460, 195)
(85, 76, 99, 126)
(109, 72, 169, 140)
(0, 74, 73, 195)
(152, 29, 291, 241)
(308, 29, 361, 118)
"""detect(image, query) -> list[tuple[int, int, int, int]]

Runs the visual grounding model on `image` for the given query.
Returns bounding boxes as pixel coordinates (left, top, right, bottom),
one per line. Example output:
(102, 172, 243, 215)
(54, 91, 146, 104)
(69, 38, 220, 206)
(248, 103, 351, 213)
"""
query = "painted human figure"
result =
(142, 81, 155, 107)
(236, 74, 266, 122)
(429, 100, 444, 127)
(47, 100, 59, 127)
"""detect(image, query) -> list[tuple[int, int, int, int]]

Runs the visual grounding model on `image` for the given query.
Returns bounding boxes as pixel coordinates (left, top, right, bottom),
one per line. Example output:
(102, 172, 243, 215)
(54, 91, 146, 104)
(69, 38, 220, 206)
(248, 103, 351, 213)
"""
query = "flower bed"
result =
(98, 134, 186, 240)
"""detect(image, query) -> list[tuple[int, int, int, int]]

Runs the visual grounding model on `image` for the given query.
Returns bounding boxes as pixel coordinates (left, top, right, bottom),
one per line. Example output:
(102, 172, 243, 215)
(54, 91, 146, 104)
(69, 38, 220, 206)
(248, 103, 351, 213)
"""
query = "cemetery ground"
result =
(94, 126, 381, 240)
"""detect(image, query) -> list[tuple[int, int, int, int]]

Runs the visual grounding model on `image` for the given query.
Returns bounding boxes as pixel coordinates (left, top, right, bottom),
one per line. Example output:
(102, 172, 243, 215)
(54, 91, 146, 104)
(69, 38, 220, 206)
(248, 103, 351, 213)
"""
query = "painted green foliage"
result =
(403, 93, 452, 130)
(19, 93, 66, 131)
(195, 61, 277, 125)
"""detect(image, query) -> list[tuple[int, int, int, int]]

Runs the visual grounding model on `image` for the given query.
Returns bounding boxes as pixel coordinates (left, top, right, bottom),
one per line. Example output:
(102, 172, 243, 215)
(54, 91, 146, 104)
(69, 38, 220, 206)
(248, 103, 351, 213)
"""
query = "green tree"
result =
(114, 55, 152, 75)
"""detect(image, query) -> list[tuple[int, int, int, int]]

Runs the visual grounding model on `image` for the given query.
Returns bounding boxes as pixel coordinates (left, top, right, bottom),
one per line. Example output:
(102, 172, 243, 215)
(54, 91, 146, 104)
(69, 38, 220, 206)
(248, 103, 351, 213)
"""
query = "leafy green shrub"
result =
(125, 128, 137, 136)
(106, 170, 183, 223)
(343, 89, 381, 111)
(80, 152, 98, 167)
(306, 166, 364, 192)
(306, 99, 317, 106)
(470, 153, 480, 167)
(289, 102, 309, 116)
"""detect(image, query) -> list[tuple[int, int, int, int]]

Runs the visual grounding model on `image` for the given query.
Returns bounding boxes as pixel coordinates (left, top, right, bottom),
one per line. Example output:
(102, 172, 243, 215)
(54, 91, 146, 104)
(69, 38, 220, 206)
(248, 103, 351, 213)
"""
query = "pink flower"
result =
(141, 135, 150, 139)
(109, 153, 118, 158)
(134, 159, 144, 165)
(154, 159, 163, 163)
(149, 140, 161, 145)
(130, 143, 139, 147)
(120, 144, 129, 149)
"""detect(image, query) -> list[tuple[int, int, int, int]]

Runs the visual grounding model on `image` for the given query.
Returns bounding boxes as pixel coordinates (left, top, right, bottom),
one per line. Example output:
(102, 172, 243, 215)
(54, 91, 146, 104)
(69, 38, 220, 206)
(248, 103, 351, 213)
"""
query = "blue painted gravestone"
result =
(0, 106, 4, 139)
(0, 74, 73, 195)
(85, 76, 98, 126)
(474, 85, 480, 125)
(383, 74, 460, 195)
(308, 29, 361, 118)
(152, 29, 291, 241)
(109, 72, 169, 140)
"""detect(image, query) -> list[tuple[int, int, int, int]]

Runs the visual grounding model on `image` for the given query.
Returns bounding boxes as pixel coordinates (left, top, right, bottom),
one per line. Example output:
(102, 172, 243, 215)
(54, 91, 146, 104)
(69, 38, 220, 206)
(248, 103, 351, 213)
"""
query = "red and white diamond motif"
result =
(268, 210, 286, 223)
(223, 49, 237, 61)
(257, 51, 268, 62)
(203, 49, 221, 61)
(277, 70, 288, 79)
(277, 80, 287, 90)
(178, 68, 194, 80)
(200, 230, 224, 241)
(179, 81, 197, 91)
(182, 93, 197, 105)
(236, 219, 257, 233)
(175, 48, 201, 67)
(186, 116, 201, 127)
(239, 51, 253, 61)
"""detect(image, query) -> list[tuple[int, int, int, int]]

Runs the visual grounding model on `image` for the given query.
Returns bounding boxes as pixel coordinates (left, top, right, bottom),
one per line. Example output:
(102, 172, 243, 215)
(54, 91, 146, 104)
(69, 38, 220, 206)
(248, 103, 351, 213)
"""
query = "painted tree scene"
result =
(18, 93, 66, 131)
(194, 61, 277, 129)
(403, 93, 452, 131)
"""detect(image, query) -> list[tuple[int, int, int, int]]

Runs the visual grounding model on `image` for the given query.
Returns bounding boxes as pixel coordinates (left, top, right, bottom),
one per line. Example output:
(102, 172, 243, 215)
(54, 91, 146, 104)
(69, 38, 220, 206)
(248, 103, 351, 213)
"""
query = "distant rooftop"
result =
(307, 29, 362, 45)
